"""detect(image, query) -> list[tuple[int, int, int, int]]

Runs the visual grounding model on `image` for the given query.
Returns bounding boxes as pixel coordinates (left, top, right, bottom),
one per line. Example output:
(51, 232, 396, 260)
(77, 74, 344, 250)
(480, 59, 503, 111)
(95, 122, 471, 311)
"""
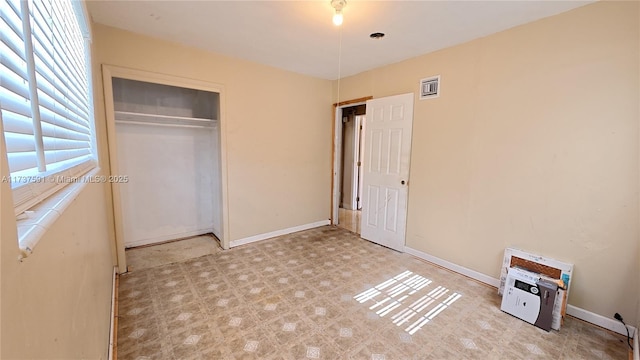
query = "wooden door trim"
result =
(333, 96, 373, 108)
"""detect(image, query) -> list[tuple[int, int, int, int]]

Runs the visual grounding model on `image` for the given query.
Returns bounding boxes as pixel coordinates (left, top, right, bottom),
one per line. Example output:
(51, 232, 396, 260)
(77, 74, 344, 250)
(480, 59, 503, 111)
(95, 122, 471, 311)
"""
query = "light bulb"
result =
(333, 11, 343, 26)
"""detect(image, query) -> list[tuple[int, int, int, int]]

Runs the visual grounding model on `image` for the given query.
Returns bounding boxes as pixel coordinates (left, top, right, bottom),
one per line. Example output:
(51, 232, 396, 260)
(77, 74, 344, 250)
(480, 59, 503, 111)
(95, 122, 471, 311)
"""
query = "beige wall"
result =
(0, 27, 116, 359)
(92, 24, 333, 242)
(1, 117, 114, 355)
(336, 1, 639, 323)
(1, 184, 114, 359)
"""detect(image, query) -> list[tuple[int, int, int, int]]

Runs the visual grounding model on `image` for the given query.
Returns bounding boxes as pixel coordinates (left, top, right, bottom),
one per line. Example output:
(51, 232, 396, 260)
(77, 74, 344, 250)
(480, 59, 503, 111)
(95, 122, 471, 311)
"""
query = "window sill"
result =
(16, 167, 101, 260)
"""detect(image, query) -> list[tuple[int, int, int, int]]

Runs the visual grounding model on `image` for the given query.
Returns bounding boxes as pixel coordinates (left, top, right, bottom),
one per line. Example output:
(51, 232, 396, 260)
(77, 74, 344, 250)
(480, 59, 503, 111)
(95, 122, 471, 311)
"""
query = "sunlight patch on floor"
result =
(354, 270, 462, 334)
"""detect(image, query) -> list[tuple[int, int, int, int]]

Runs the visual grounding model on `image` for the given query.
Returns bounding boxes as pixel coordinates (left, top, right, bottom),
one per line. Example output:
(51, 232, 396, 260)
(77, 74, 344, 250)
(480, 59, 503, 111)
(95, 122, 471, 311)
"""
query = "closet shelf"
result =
(114, 111, 216, 129)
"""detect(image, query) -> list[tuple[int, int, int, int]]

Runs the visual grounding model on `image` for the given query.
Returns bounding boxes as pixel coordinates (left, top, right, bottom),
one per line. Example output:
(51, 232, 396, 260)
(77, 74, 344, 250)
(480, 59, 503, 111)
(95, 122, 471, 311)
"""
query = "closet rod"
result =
(114, 110, 214, 123)
(114, 120, 214, 129)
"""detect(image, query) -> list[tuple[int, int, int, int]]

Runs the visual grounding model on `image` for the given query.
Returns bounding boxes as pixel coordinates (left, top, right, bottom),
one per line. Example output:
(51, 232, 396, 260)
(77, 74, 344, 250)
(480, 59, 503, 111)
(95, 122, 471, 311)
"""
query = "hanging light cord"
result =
(336, 23, 343, 106)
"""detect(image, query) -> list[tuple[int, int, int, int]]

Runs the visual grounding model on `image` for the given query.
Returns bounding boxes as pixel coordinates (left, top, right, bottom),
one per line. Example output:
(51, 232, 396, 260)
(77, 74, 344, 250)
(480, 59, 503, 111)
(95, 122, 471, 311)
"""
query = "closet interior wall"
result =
(112, 78, 222, 248)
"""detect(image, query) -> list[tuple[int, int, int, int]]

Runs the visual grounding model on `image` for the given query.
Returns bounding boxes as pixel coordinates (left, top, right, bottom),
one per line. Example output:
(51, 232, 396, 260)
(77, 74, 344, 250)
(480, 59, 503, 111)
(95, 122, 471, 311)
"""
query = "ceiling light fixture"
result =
(331, 0, 346, 26)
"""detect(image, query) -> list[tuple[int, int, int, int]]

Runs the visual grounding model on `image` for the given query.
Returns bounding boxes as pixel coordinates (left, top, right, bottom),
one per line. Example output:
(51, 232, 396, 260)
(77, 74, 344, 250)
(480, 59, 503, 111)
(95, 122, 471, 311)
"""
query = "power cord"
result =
(614, 313, 633, 350)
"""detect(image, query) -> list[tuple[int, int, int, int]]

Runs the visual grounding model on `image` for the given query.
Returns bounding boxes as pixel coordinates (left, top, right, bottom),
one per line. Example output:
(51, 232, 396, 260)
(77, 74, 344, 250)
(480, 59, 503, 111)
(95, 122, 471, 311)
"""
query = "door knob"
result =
(401, 180, 406, 185)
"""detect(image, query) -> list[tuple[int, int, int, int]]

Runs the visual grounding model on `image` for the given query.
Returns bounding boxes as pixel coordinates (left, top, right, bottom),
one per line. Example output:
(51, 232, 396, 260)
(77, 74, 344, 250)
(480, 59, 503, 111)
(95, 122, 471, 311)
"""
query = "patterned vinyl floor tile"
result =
(118, 226, 629, 360)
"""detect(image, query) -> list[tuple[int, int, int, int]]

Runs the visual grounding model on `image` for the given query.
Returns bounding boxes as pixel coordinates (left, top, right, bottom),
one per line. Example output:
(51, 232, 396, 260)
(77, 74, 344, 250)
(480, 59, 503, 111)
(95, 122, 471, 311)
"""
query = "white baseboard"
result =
(125, 228, 213, 248)
(404, 246, 501, 287)
(404, 246, 636, 337)
(230, 220, 330, 248)
(566, 305, 637, 338)
(108, 266, 117, 360)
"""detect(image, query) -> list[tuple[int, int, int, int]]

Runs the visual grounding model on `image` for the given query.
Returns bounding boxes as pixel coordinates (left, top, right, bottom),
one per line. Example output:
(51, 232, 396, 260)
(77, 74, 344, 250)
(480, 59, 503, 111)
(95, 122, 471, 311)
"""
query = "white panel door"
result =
(360, 93, 414, 251)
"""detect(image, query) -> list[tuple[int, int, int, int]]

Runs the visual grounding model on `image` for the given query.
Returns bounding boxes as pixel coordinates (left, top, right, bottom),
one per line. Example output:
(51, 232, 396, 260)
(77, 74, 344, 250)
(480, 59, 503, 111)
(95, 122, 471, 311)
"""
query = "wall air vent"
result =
(419, 75, 440, 100)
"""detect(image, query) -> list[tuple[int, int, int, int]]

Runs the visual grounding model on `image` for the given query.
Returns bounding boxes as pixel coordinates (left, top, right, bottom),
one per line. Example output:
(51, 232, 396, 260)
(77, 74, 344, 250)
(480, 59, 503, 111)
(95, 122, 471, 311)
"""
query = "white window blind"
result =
(0, 0, 95, 215)
(1, 0, 34, 173)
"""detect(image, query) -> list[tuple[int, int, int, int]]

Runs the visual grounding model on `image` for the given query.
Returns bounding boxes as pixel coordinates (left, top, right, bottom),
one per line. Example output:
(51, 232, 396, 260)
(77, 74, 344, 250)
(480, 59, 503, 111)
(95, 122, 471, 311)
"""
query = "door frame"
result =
(331, 96, 372, 225)
(102, 65, 230, 273)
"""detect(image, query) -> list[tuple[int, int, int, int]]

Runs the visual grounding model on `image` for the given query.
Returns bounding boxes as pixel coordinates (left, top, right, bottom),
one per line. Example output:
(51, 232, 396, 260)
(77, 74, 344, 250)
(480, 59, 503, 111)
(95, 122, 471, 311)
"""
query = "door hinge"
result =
(357, 161, 361, 166)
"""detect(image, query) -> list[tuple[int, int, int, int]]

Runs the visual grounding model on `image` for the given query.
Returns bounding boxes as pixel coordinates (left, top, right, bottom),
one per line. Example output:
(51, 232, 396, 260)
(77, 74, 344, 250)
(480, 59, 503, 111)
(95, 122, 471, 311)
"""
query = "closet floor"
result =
(125, 234, 222, 272)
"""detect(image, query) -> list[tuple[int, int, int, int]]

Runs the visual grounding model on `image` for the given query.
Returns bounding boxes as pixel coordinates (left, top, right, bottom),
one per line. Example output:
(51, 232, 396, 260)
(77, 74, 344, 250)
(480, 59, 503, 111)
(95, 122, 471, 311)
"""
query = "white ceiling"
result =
(87, 0, 594, 80)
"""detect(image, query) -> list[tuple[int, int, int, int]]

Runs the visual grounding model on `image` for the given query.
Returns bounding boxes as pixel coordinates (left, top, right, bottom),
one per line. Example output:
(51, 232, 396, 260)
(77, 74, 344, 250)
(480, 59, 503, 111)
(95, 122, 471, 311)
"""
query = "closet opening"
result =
(103, 66, 228, 273)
